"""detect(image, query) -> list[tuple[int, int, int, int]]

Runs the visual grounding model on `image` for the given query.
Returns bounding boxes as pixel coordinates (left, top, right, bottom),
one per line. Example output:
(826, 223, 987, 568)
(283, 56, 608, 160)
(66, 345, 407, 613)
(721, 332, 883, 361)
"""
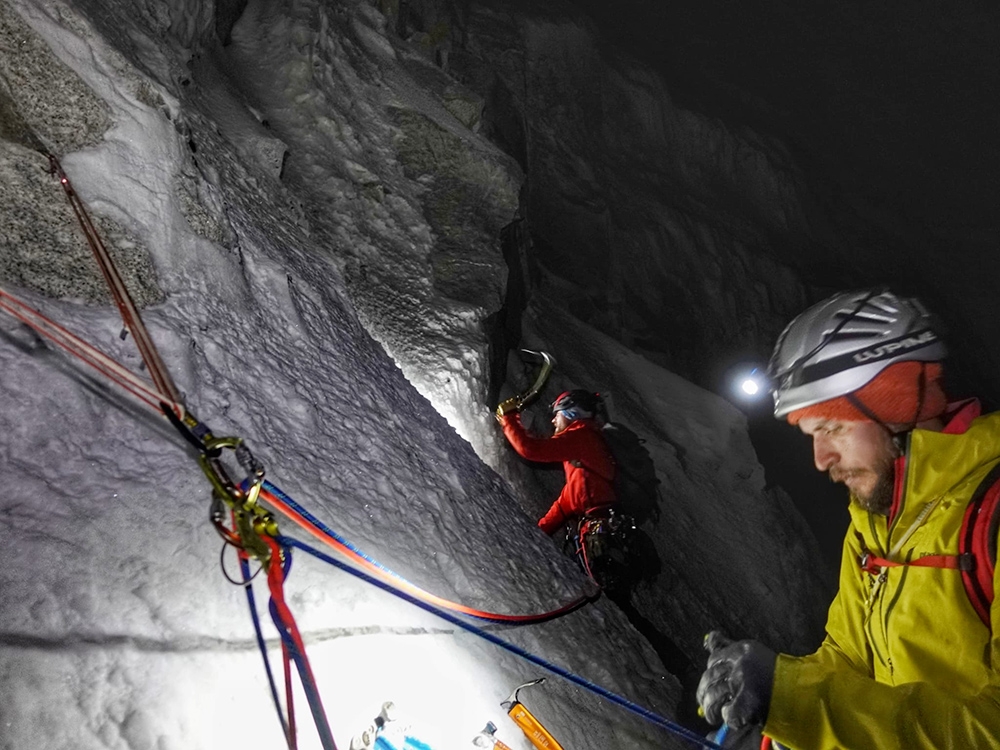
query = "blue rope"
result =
(240, 555, 289, 743)
(262, 480, 432, 586)
(266, 547, 339, 750)
(263, 480, 384, 565)
(276, 535, 722, 750)
(261, 479, 592, 624)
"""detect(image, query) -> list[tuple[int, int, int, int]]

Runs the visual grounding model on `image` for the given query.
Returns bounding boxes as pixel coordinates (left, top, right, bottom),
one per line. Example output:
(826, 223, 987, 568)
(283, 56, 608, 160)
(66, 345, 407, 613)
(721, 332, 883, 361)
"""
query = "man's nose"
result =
(813, 436, 839, 472)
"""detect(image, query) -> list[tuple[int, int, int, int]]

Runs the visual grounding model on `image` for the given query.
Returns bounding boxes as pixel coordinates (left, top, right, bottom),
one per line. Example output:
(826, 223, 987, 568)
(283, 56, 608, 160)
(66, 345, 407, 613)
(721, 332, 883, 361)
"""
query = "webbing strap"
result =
(960, 461, 1000, 627)
(0, 287, 182, 417)
(861, 552, 971, 574)
(48, 155, 182, 406)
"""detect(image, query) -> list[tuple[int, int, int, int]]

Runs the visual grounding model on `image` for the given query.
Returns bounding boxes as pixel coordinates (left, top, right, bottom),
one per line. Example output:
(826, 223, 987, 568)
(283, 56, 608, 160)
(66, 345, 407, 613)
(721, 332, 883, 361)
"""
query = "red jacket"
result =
(500, 414, 616, 535)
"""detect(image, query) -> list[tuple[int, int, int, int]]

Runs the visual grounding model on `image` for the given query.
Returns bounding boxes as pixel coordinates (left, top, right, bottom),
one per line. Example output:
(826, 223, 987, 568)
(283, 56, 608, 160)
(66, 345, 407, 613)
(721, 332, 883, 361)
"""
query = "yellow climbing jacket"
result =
(765, 407, 1000, 750)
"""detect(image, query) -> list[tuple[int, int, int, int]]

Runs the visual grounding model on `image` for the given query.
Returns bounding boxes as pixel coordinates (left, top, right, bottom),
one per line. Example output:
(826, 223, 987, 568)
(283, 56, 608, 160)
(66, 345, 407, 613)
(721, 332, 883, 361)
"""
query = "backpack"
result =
(600, 422, 662, 526)
(858, 461, 1000, 628)
(960, 463, 1000, 626)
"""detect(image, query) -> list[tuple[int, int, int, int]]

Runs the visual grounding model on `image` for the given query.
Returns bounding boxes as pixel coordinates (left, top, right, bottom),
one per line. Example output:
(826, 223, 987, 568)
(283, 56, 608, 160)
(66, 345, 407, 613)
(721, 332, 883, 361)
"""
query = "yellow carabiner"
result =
(193, 432, 275, 560)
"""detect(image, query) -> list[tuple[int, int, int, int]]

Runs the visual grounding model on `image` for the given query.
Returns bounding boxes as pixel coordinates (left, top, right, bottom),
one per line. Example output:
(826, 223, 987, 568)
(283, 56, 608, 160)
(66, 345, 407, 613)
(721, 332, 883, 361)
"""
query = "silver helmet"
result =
(768, 289, 947, 419)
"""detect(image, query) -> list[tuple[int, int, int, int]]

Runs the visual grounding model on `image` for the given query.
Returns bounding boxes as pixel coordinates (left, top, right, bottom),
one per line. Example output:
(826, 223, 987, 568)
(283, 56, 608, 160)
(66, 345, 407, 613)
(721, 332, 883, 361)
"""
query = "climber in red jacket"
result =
(497, 389, 616, 534)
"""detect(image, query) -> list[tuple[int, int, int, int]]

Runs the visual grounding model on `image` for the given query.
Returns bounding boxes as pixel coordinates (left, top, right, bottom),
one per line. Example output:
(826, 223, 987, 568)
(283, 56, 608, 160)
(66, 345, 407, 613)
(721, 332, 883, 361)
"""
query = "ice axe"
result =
(517, 349, 556, 408)
(495, 350, 556, 419)
(500, 678, 564, 750)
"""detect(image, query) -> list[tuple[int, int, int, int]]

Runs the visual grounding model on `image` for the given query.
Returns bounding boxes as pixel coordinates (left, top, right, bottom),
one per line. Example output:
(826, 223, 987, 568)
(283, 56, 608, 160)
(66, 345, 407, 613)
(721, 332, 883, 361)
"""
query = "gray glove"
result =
(696, 631, 777, 730)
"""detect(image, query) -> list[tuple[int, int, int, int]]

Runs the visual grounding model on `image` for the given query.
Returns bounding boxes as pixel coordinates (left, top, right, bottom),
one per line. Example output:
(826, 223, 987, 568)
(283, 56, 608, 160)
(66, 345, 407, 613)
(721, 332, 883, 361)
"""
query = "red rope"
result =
(262, 536, 337, 750)
(231, 515, 295, 750)
(259, 485, 596, 623)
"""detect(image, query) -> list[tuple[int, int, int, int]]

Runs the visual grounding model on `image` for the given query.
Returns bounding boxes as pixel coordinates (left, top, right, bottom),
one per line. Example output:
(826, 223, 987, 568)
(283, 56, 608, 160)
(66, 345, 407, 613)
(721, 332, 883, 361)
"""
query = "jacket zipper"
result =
(864, 567, 890, 671)
(865, 435, 912, 676)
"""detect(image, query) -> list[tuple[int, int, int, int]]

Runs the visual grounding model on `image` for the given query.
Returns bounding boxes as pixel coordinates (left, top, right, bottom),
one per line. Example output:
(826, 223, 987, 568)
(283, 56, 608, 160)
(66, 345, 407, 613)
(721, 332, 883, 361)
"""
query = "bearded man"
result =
(697, 289, 1000, 749)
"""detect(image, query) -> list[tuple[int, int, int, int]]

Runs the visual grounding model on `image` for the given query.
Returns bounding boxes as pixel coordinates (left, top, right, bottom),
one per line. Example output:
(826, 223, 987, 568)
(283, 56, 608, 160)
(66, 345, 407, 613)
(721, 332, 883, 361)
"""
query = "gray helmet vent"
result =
(768, 289, 946, 418)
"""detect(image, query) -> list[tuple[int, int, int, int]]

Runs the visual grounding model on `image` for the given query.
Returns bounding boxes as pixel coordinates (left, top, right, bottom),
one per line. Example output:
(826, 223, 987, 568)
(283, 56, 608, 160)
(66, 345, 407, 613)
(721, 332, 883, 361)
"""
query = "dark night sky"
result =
(566, 0, 1000, 243)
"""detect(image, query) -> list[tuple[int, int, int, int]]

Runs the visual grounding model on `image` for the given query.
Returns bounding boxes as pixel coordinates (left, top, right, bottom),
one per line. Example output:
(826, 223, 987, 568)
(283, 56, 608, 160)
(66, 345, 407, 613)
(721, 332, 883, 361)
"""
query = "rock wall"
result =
(0, 0, 841, 745)
(450, 1, 815, 385)
(443, 0, 833, 660)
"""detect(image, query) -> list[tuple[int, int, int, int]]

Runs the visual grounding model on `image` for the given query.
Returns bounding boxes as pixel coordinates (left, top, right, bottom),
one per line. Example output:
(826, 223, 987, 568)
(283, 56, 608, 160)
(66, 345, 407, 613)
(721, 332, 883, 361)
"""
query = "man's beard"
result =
(852, 468, 896, 515)
(833, 449, 898, 516)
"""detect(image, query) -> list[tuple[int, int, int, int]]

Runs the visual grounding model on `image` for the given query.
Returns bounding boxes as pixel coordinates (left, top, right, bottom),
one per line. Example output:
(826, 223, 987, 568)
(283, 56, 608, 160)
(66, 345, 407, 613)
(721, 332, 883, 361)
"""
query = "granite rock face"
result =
(449, 1, 814, 384)
(440, 0, 832, 662)
(0, 2, 685, 748)
(0, 2, 161, 307)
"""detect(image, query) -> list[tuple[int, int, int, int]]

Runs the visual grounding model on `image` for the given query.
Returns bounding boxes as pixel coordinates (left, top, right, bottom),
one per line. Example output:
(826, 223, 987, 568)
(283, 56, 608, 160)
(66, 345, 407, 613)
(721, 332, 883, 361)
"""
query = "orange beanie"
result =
(787, 361, 947, 426)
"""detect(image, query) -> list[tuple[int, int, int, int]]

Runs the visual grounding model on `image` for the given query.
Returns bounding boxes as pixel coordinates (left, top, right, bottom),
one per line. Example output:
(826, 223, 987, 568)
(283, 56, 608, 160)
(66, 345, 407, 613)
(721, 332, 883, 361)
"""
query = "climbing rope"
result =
(26, 157, 336, 749)
(0, 286, 183, 417)
(258, 480, 598, 623)
(239, 551, 290, 745)
(0, 154, 724, 750)
(0, 281, 596, 625)
(278, 534, 723, 750)
(262, 536, 337, 750)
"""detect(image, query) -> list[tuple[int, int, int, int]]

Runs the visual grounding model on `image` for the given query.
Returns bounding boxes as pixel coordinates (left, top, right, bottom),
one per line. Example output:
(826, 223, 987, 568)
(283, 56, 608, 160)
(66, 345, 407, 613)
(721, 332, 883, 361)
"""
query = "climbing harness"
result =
(582, 509, 632, 581)
(564, 507, 634, 590)
(0, 154, 726, 750)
